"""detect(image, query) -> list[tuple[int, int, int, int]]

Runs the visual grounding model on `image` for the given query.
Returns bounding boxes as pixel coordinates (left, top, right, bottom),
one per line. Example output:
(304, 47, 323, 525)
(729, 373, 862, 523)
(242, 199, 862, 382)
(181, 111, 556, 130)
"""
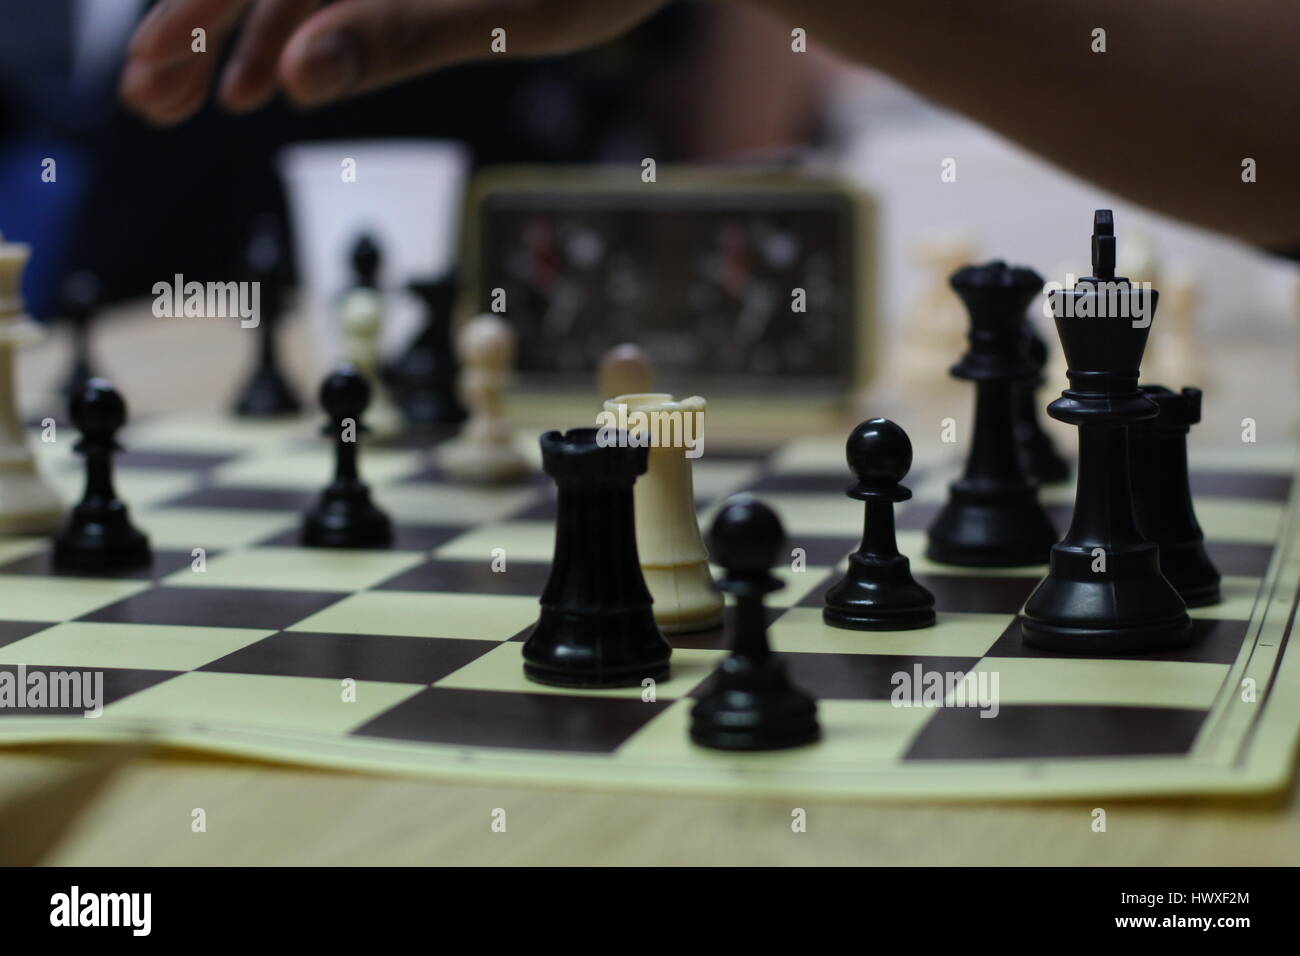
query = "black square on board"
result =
(0, 666, 180, 717)
(0, 549, 204, 581)
(986, 615, 1249, 665)
(1190, 470, 1291, 501)
(353, 686, 666, 752)
(163, 486, 312, 511)
(200, 631, 499, 684)
(752, 652, 981, 701)
(782, 535, 859, 567)
(256, 524, 465, 551)
(904, 703, 1207, 760)
(375, 559, 553, 595)
(78, 586, 346, 630)
(1205, 542, 1274, 578)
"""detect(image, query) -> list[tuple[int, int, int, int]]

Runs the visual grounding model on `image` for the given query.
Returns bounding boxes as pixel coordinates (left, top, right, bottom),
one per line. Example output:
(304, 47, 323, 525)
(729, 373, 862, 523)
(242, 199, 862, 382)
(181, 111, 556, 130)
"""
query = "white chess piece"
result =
(440, 314, 528, 482)
(605, 392, 722, 634)
(1150, 263, 1206, 388)
(1117, 231, 1204, 388)
(0, 235, 62, 533)
(338, 287, 403, 440)
(888, 233, 977, 397)
(598, 343, 653, 403)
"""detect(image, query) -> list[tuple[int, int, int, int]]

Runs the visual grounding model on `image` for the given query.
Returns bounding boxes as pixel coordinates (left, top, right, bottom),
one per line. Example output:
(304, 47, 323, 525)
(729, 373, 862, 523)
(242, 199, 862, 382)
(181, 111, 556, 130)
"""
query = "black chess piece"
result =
(523, 428, 671, 687)
(351, 234, 381, 290)
(57, 271, 102, 402)
(1022, 211, 1191, 653)
(53, 379, 151, 571)
(300, 364, 393, 548)
(1015, 325, 1071, 484)
(691, 495, 820, 751)
(387, 273, 467, 426)
(823, 419, 936, 630)
(926, 261, 1059, 567)
(1128, 385, 1221, 607)
(233, 215, 300, 417)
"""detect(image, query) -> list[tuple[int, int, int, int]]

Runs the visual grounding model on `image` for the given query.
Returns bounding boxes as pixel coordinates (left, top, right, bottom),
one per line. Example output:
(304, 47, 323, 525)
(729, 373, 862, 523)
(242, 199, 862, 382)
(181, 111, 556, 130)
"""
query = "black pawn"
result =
(1129, 385, 1221, 607)
(58, 271, 102, 402)
(1015, 326, 1070, 484)
(351, 234, 381, 290)
(301, 364, 393, 548)
(926, 261, 1058, 567)
(823, 419, 936, 630)
(1022, 210, 1191, 653)
(691, 495, 820, 751)
(53, 379, 151, 571)
(387, 273, 467, 426)
(523, 428, 671, 688)
(233, 215, 300, 416)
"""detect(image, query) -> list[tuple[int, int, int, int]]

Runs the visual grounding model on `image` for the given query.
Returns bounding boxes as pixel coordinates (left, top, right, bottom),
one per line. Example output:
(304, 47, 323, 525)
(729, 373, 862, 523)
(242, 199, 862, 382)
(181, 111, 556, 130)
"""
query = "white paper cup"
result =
(278, 139, 471, 363)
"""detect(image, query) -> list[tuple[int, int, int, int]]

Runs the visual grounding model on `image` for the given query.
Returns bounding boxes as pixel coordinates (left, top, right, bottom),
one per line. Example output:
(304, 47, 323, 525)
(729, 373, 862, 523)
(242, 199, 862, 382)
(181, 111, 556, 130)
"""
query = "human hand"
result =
(120, 0, 669, 124)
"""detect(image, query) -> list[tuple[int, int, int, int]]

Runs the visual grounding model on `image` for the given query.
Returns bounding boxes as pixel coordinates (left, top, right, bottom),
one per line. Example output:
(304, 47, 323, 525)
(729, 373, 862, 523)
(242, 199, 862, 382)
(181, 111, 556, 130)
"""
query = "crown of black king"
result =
(1048, 210, 1160, 385)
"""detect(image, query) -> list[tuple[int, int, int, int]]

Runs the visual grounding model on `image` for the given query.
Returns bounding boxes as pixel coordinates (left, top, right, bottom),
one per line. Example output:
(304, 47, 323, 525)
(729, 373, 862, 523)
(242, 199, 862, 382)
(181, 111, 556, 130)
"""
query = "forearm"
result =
(751, 0, 1300, 248)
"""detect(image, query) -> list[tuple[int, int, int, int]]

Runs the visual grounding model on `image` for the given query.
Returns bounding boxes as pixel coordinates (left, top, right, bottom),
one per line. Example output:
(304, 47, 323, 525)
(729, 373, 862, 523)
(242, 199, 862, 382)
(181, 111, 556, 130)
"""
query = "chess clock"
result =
(462, 166, 875, 399)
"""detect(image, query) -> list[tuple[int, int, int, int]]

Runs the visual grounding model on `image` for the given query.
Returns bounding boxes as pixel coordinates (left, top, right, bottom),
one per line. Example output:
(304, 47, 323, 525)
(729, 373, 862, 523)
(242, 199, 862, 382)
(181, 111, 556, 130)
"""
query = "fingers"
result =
(277, 0, 500, 108)
(121, 0, 254, 124)
(122, 0, 671, 121)
(219, 0, 322, 113)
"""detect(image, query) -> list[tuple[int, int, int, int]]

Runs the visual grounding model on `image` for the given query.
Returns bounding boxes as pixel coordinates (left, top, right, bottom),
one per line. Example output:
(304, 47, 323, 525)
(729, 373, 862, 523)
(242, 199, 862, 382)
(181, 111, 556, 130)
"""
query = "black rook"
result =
(523, 428, 671, 687)
(1128, 385, 1221, 607)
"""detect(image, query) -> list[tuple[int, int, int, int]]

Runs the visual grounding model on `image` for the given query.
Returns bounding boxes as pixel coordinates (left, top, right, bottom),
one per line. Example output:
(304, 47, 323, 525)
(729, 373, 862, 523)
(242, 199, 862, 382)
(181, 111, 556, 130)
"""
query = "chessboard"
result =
(0, 413, 1297, 802)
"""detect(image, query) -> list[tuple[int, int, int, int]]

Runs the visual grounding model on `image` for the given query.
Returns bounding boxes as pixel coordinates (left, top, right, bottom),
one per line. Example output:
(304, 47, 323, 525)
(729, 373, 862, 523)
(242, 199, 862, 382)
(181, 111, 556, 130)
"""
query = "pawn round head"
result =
(320, 363, 371, 420)
(598, 343, 653, 398)
(70, 378, 127, 437)
(708, 494, 785, 577)
(846, 418, 912, 487)
(457, 314, 516, 369)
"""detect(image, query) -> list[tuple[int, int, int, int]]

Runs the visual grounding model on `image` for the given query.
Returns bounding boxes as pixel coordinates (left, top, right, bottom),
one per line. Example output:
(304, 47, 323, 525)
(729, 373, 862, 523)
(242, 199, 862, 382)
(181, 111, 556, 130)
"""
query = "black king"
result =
(1021, 210, 1191, 653)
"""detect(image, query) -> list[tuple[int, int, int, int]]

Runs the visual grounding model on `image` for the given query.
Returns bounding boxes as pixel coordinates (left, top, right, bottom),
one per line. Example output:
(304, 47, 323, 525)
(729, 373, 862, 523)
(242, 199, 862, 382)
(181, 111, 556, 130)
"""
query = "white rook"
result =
(605, 393, 722, 634)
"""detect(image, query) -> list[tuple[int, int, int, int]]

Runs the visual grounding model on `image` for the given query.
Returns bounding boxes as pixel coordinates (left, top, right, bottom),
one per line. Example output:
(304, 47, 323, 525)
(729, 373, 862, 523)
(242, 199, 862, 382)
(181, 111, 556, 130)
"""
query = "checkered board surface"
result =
(0, 414, 1297, 801)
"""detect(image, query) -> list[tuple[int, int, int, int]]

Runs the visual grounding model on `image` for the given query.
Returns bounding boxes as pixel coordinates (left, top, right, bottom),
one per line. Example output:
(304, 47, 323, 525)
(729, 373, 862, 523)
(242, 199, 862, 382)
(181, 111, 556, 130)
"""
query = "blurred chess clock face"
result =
(470, 170, 871, 395)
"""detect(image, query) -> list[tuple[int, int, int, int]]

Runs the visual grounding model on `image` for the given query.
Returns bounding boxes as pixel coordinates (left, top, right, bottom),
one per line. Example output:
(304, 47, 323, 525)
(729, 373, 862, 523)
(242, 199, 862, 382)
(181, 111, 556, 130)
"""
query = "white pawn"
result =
(598, 343, 653, 404)
(338, 287, 403, 440)
(605, 392, 722, 634)
(440, 314, 528, 482)
(0, 234, 62, 533)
